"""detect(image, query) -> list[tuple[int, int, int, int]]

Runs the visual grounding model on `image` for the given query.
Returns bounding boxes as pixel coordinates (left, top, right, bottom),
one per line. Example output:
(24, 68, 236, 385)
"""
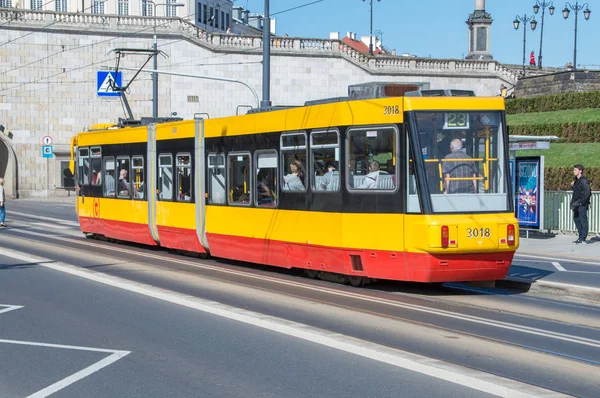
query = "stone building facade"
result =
(0, 9, 518, 198)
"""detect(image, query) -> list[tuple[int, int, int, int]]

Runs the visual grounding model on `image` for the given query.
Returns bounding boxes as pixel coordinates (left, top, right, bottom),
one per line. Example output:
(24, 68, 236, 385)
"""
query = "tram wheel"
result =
(349, 276, 364, 287)
(306, 270, 318, 279)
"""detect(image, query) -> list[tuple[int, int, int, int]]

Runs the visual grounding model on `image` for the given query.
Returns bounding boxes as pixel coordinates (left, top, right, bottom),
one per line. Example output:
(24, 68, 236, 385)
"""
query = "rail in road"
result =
(0, 203, 599, 397)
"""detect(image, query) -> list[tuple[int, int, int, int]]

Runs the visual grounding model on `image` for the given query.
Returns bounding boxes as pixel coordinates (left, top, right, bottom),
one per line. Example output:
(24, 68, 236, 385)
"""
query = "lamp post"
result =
(145, 0, 184, 118)
(362, 0, 381, 56)
(562, 2, 592, 70)
(513, 14, 537, 76)
(374, 29, 383, 52)
(533, 1, 555, 68)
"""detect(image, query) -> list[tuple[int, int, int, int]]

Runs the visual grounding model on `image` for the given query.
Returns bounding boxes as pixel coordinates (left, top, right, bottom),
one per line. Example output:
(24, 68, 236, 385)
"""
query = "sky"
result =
(237, 0, 599, 68)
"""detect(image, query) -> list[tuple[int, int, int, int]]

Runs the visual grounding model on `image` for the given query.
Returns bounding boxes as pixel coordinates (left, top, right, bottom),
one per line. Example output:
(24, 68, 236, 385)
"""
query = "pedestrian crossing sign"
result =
(97, 71, 122, 97)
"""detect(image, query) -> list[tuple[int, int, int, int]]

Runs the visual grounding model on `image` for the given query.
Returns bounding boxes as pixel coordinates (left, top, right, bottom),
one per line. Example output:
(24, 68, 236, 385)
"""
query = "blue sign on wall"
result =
(42, 145, 53, 158)
(97, 71, 122, 97)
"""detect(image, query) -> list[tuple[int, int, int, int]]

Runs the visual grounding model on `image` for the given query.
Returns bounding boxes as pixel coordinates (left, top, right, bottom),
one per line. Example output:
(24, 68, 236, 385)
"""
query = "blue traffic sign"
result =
(97, 71, 122, 97)
(42, 145, 53, 158)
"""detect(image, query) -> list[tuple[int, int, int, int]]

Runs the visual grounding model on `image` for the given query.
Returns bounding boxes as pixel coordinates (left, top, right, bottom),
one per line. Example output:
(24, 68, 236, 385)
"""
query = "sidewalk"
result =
(517, 233, 600, 262)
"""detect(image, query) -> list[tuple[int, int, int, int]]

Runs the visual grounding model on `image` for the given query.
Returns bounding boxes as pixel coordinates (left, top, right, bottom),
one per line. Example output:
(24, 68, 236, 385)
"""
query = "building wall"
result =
(0, 10, 517, 198)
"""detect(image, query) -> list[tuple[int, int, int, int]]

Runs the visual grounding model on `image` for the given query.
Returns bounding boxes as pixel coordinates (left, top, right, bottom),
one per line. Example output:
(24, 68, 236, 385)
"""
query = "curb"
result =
(502, 276, 600, 302)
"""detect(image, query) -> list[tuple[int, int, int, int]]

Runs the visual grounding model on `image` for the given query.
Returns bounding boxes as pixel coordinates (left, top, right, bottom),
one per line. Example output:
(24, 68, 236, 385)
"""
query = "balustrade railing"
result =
(0, 8, 518, 82)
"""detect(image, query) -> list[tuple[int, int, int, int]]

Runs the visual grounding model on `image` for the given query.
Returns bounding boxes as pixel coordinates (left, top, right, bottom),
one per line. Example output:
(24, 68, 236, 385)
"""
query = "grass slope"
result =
(506, 108, 600, 126)
(516, 143, 600, 167)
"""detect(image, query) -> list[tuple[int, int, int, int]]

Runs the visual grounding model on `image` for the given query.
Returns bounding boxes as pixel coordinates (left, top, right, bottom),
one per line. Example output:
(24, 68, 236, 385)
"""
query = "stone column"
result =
(466, 0, 493, 60)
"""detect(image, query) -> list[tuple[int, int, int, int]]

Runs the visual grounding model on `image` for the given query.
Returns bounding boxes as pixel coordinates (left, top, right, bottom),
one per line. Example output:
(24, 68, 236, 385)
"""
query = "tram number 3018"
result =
(383, 105, 400, 115)
(466, 228, 491, 238)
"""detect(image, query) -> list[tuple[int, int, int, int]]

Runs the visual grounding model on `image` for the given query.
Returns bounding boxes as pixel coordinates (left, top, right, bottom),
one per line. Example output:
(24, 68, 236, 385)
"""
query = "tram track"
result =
(4, 228, 600, 352)
(2, 226, 600, 396)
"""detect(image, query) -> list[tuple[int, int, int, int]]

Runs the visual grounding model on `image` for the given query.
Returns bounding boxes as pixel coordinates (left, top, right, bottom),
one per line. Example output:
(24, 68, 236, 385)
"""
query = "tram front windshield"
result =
(410, 111, 511, 213)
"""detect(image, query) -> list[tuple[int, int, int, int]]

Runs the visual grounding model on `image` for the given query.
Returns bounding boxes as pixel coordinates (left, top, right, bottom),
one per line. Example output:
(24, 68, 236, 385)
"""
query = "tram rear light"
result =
(507, 224, 515, 246)
(441, 225, 449, 248)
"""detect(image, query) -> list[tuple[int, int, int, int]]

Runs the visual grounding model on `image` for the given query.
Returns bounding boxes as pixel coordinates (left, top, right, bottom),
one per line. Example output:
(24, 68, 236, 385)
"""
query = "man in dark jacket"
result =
(571, 164, 592, 244)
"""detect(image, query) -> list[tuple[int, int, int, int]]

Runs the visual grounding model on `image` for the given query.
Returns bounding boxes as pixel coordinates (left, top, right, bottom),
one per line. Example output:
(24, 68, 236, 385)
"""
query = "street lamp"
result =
(562, 2, 591, 70)
(144, 0, 184, 118)
(362, 0, 381, 56)
(374, 29, 383, 52)
(533, 1, 555, 68)
(513, 14, 537, 76)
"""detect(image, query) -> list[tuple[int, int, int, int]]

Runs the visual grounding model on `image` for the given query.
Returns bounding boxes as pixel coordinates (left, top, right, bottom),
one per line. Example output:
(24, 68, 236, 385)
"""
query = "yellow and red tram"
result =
(72, 87, 518, 284)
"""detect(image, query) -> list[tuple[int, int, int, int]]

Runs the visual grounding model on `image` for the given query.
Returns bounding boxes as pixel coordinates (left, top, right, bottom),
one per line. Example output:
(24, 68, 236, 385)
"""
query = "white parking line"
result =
(8, 211, 80, 227)
(0, 305, 130, 398)
(551, 262, 567, 272)
(515, 253, 600, 266)
(0, 304, 24, 315)
(0, 247, 570, 397)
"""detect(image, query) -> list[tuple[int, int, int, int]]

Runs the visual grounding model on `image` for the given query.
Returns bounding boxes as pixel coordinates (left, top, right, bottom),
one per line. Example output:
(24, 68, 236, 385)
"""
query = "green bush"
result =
(509, 122, 600, 143)
(506, 91, 600, 114)
(544, 167, 600, 190)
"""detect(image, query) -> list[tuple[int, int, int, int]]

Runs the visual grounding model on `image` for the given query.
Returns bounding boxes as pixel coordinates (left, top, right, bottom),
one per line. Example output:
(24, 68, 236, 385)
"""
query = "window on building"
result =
(103, 157, 116, 197)
(132, 156, 145, 200)
(215, 8, 219, 28)
(255, 151, 278, 207)
(280, 132, 307, 192)
(203, 4, 208, 24)
(0, 0, 13, 7)
(90, 147, 102, 186)
(311, 129, 340, 192)
(55, 0, 67, 12)
(176, 153, 192, 202)
(347, 126, 398, 191)
(116, 157, 131, 198)
(226, 13, 230, 30)
(166, 0, 178, 17)
(221, 11, 225, 30)
(158, 154, 173, 201)
(208, 153, 226, 205)
(209, 7, 214, 25)
(91, 0, 105, 14)
(118, 0, 129, 15)
(31, 0, 42, 10)
(142, 0, 153, 16)
(197, 1, 202, 23)
(60, 160, 75, 188)
(78, 148, 89, 186)
(228, 153, 251, 205)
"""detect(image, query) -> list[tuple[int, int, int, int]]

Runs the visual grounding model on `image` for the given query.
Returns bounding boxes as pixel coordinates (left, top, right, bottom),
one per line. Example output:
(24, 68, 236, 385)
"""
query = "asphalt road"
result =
(0, 199, 599, 397)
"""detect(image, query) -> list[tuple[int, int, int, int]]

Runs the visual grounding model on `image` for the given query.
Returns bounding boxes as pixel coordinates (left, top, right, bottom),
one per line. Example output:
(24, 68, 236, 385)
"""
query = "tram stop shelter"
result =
(508, 135, 559, 235)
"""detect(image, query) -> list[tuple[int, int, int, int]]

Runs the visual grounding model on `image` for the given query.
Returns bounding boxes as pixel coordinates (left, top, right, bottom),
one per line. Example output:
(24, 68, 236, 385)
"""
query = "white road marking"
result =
(0, 247, 566, 398)
(551, 262, 567, 272)
(30, 222, 72, 230)
(515, 253, 600, 266)
(0, 306, 130, 398)
(8, 211, 80, 227)
(7, 228, 600, 350)
(0, 304, 24, 315)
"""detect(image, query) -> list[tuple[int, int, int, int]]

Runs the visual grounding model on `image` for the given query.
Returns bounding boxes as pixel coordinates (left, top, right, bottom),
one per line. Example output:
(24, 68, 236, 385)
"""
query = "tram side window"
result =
(132, 156, 145, 200)
(255, 151, 278, 207)
(280, 132, 307, 192)
(228, 153, 251, 205)
(407, 148, 421, 213)
(90, 147, 102, 186)
(347, 126, 398, 191)
(116, 157, 131, 199)
(176, 153, 192, 202)
(208, 153, 226, 205)
(103, 157, 116, 197)
(78, 148, 89, 186)
(311, 129, 340, 192)
(158, 154, 174, 201)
